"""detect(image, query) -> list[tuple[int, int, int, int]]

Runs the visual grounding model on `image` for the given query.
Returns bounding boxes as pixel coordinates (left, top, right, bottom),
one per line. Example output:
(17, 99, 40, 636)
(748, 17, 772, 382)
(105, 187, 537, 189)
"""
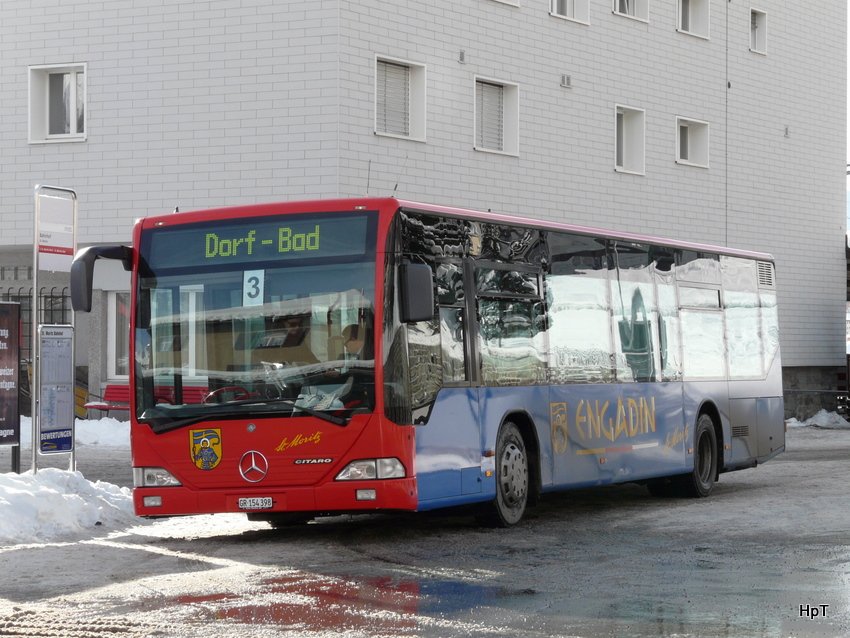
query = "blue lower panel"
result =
(416, 467, 485, 506)
(415, 382, 696, 511)
(549, 382, 689, 486)
(417, 469, 461, 501)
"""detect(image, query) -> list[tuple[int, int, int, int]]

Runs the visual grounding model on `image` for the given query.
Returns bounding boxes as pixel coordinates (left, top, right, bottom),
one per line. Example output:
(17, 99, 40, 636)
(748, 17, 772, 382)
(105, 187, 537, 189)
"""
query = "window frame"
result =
(675, 116, 710, 168)
(474, 76, 520, 157)
(107, 291, 131, 381)
(615, 104, 646, 175)
(374, 55, 427, 142)
(750, 8, 767, 54)
(29, 63, 87, 144)
(612, 0, 649, 23)
(677, 0, 710, 39)
(550, 0, 591, 25)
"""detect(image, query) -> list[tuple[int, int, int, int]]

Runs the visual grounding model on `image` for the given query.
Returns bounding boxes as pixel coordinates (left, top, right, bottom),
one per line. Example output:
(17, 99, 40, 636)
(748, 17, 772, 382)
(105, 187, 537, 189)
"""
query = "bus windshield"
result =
(134, 211, 376, 428)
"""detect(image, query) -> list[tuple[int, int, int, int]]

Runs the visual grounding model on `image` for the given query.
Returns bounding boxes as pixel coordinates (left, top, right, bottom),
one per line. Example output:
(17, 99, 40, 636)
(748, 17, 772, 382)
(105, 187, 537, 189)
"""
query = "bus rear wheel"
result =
(680, 413, 718, 498)
(485, 421, 529, 527)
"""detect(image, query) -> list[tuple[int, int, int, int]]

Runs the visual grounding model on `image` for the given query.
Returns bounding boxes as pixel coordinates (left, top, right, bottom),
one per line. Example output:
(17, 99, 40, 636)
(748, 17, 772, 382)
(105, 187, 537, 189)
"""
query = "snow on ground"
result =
(785, 408, 850, 429)
(1, 411, 848, 546)
(1, 416, 134, 546)
(15, 415, 130, 448)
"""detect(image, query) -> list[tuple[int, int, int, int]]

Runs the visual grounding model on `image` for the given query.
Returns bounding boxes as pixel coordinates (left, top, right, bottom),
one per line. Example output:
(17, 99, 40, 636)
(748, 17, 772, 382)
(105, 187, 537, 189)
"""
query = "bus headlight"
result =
(134, 467, 182, 487)
(335, 458, 405, 481)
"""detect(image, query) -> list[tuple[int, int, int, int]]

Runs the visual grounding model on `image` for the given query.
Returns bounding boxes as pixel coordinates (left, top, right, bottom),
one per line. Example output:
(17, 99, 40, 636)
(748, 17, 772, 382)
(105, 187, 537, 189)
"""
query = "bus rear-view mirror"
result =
(399, 262, 434, 323)
(71, 245, 133, 312)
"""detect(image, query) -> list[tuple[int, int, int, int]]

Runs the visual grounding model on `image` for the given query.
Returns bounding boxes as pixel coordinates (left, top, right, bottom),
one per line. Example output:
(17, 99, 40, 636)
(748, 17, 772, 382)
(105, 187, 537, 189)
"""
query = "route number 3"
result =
(243, 270, 264, 307)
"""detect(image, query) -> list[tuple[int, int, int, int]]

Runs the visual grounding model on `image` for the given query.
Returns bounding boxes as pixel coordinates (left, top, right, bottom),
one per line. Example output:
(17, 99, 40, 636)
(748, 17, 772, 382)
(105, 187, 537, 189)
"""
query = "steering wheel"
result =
(202, 386, 252, 404)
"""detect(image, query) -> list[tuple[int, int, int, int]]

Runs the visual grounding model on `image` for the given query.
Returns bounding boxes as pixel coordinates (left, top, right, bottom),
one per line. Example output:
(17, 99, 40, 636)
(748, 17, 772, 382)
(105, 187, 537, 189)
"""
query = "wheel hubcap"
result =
(500, 442, 528, 507)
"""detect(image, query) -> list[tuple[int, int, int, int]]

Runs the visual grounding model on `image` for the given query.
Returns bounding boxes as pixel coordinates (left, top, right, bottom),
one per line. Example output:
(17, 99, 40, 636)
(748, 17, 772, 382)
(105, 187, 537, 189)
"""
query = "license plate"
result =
(238, 497, 273, 510)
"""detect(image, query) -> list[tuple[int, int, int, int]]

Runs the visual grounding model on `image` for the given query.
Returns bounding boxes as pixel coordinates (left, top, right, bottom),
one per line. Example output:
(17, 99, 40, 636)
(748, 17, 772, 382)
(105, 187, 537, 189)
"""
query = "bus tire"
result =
(680, 413, 717, 498)
(485, 421, 529, 527)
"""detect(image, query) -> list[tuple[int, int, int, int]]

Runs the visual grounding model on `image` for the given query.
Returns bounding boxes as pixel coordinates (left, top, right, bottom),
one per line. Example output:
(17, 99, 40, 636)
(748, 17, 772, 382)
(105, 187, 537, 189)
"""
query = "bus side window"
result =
(610, 241, 658, 383)
(408, 317, 442, 410)
(435, 262, 467, 383)
(475, 264, 546, 387)
(547, 232, 613, 384)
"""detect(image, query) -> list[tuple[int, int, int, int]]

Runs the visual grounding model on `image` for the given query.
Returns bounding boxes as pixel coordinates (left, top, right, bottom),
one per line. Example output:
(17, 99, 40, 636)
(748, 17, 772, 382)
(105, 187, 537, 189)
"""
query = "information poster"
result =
(36, 191, 76, 273)
(38, 325, 74, 454)
(0, 303, 20, 446)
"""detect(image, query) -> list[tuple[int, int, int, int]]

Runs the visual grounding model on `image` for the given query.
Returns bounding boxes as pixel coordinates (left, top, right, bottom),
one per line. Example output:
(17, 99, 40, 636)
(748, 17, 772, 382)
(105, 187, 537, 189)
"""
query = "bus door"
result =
(473, 260, 551, 485)
(412, 261, 483, 507)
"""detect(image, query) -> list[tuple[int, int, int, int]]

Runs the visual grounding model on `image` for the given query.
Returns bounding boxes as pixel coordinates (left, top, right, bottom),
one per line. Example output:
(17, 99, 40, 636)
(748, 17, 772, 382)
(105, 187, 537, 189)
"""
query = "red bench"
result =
(84, 384, 131, 414)
(85, 384, 209, 415)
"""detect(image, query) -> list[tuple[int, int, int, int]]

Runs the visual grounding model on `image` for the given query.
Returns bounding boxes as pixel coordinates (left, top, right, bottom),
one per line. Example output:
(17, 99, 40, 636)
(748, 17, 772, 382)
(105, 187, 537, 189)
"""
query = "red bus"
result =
(71, 198, 784, 526)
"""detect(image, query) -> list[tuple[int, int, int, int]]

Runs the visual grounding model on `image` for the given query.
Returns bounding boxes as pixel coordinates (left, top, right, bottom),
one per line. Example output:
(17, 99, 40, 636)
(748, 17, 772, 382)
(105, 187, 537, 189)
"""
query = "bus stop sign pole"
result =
(32, 185, 77, 474)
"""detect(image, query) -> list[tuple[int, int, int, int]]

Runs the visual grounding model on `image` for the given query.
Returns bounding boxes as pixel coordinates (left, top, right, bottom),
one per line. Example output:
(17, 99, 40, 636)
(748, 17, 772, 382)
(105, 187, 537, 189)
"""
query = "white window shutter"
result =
(377, 60, 410, 136)
(476, 81, 504, 151)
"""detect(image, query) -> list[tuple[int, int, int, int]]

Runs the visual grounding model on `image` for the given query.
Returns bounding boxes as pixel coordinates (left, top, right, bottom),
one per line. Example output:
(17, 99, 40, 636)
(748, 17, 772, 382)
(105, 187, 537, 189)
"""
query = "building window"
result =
(375, 57, 426, 141)
(750, 9, 767, 54)
(676, 117, 709, 167)
(613, 0, 648, 22)
(615, 105, 645, 174)
(29, 64, 86, 143)
(679, 0, 709, 38)
(551, 0, 590, 24)
(475, 78, 519, 156)
(107, 292, 131, 379)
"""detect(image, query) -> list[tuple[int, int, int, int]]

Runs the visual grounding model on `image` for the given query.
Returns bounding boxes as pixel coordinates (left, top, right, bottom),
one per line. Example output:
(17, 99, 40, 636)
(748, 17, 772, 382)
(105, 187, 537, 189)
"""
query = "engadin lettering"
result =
(550, 395, 658, 454)
(573, 396, 656, 442)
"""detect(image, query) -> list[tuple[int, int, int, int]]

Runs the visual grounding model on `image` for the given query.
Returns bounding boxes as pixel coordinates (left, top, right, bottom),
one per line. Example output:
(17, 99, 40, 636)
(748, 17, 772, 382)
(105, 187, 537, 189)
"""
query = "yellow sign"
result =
(190, 428, 222, 470)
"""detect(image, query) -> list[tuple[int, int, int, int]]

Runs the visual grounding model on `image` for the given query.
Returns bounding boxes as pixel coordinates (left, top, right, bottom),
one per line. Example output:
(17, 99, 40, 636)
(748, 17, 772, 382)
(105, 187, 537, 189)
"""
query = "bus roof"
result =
(395, 199, 775, 263)
(141, 197, 774, 263)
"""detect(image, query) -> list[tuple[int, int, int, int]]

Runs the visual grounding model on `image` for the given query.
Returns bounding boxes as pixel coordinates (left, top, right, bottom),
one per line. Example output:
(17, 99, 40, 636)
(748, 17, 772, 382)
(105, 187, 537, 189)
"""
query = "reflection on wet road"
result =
(3, 428, 850, 637)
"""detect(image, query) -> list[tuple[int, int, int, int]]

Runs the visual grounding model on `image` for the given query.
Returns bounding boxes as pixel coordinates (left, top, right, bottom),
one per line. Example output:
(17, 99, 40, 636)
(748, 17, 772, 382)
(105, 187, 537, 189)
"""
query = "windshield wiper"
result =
(213, 396, 348, 427)
(140, 397, 347, 434)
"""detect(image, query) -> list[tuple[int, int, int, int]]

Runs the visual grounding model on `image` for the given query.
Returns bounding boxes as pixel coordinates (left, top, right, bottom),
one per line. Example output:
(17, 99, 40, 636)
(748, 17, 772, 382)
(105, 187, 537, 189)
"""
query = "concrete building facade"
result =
(0, 0, 845, 416)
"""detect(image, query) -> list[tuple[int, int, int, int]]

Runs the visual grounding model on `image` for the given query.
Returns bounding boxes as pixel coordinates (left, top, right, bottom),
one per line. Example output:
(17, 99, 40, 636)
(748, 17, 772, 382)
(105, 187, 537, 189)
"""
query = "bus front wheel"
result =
(681, 413, 718, 498)
(485, 421, 529, 527)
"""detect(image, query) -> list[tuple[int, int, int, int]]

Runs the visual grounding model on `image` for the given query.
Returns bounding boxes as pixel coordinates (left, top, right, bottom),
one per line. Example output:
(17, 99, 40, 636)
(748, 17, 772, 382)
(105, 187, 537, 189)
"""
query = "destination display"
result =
(145, 213, 373, 270)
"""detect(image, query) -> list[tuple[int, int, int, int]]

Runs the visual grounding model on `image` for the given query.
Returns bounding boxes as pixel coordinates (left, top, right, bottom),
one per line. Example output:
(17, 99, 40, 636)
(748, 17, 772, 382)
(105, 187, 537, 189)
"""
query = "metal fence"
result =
(0, 286, 71, 362)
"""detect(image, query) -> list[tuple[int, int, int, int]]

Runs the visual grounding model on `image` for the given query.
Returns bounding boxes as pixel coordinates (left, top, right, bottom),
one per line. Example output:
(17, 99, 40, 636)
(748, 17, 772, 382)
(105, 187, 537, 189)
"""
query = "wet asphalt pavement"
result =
(1, 427, 849, 637)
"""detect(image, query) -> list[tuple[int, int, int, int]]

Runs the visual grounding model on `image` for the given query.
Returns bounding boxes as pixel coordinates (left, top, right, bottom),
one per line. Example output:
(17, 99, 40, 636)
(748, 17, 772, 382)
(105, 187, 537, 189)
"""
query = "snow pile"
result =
(1, 416, 133, 546)
(786, 409, 850, 429)
(0, 468, 135, 544)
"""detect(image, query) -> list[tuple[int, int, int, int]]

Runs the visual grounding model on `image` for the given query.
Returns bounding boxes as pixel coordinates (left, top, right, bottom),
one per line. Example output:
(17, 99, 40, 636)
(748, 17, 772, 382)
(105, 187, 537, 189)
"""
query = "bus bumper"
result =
(133, 477, 418, 518)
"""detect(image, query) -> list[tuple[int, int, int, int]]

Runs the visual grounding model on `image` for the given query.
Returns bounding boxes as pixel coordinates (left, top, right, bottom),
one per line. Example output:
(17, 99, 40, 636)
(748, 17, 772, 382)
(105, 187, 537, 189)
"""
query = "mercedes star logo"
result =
(239, 450, 269, 483)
